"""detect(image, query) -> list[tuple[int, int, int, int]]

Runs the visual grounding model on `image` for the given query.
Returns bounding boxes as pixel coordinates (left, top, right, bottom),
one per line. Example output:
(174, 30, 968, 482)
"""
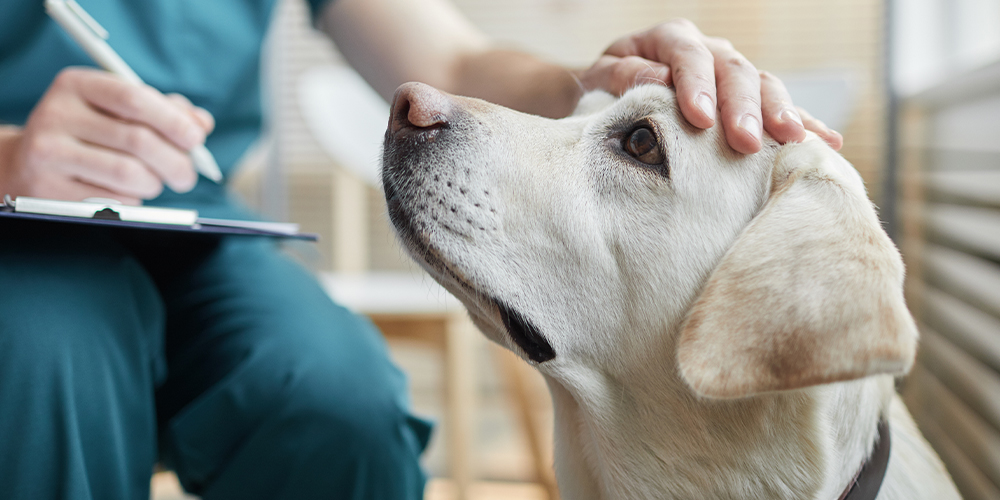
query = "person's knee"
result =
(286, 359, 425, 460)
(161, 300, 429, 498)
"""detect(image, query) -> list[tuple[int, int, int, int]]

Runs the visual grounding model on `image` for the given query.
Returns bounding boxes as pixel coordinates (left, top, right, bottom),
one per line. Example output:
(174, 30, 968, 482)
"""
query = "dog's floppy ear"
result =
(677, 138, 918, 399)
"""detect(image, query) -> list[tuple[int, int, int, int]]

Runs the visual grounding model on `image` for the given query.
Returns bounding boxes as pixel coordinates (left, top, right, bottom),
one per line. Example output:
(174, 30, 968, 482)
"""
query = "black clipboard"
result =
(0, 195, 318, 241)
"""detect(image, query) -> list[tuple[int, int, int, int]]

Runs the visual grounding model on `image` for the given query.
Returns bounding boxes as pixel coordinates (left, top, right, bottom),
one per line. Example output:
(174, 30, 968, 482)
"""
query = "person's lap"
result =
(0, 218, 430, 500)
(0, 222, 165, 500)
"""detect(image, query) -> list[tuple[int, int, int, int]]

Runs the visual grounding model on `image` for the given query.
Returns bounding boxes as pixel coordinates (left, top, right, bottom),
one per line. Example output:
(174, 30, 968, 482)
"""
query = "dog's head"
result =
(382, 82, 916, 399)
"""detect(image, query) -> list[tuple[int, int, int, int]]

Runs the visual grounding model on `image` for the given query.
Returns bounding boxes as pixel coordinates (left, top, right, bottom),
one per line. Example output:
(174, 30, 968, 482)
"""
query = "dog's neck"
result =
(541, 355, 893, 500)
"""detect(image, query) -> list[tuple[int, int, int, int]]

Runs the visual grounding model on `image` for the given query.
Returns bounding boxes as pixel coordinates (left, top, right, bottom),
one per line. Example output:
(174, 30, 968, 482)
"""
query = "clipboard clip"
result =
(2, 194, 14, 211)
(80, 197, 124, 221)
(92, 208, 122, 221)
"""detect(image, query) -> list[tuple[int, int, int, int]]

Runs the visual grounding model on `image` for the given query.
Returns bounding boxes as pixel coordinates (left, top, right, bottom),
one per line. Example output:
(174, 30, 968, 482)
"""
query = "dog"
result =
(381, 81, 961, 500)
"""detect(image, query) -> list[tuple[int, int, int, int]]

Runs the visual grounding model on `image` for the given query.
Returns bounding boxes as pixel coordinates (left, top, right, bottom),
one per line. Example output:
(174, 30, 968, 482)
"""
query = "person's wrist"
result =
(0, 126, 24, 196)
(535, 66, 585, 118)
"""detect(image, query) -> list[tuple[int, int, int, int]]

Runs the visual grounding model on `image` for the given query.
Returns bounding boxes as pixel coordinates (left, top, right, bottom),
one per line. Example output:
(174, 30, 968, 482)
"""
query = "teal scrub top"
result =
(0, 0, 332, 207)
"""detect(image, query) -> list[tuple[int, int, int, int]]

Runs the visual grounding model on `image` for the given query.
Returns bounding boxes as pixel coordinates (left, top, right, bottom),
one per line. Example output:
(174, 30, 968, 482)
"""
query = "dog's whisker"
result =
(634, 76, 666, 87)
(567, 68, 586, 95)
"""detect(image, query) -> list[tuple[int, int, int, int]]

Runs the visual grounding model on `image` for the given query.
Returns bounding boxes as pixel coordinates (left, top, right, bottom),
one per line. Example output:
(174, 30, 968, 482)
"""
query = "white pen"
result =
(44, 0, 224, 183)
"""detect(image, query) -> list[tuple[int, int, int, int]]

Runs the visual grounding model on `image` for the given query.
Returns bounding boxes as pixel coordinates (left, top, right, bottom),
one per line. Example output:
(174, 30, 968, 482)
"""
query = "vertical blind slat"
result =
(916, 326, 1000, 431)
(922, 244, 1000, 320)
(922, 286, 1000, 373)
(905, 366, 1000, 487)
(924, 204, 1000, 261)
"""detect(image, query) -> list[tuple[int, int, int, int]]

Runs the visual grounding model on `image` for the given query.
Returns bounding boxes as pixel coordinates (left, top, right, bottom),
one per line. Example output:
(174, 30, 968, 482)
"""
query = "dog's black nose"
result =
(389, 82, 451, 139)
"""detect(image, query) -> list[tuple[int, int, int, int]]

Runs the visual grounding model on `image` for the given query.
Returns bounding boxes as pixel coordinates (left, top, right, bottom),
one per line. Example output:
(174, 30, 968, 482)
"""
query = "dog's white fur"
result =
(382, 84, 961, 499)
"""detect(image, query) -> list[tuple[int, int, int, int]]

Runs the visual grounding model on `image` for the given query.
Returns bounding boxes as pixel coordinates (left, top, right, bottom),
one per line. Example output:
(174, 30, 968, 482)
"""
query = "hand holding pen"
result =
(0, 1, 221, 206)
(0, 68, 215, 205)
(46, 0, 223, 184)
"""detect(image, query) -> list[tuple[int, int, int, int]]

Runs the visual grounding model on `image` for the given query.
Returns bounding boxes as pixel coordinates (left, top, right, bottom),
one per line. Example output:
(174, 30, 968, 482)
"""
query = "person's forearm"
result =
(450, 50, 582, 118)
(319, 0, 581, 119)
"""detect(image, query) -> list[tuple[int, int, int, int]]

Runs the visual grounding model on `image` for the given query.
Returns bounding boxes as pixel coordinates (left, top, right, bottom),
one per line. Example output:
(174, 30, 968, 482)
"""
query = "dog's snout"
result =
(389, 82, 452, 139)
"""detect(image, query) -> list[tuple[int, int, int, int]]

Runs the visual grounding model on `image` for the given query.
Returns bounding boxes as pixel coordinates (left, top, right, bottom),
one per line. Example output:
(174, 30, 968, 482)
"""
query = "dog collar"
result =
(838, 419, 891, 500)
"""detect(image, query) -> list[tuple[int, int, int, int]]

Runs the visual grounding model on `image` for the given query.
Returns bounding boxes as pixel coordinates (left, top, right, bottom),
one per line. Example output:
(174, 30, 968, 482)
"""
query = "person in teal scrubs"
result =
(0, 1, 841, 499)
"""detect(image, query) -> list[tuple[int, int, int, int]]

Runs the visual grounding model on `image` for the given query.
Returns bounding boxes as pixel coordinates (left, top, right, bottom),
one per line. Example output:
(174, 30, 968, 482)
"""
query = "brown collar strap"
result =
(838, 419, 891, 500)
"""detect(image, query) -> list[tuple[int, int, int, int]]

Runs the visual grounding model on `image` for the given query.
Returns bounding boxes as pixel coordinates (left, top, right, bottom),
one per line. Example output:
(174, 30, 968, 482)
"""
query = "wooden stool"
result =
(322, 273, 478, 499)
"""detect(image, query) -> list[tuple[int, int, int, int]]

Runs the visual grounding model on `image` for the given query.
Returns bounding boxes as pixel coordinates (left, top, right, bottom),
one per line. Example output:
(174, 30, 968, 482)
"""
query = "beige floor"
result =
(152, 473, 548, 500)
(150, 337, 556, 500)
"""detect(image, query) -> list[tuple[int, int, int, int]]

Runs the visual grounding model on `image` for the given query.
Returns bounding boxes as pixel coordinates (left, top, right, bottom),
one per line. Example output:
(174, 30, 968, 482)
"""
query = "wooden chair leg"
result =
(492, 345, 560, 500)
(445, 312, 476, 500)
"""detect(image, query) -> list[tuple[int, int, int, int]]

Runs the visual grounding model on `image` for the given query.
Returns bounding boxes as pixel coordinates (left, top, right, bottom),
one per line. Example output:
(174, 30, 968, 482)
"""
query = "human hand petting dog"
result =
(0, 68, 213, 205)
(579, 19, 844, 153)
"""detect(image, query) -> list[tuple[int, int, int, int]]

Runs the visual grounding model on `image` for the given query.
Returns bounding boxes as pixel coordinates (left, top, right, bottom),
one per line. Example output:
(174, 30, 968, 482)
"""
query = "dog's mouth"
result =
(393, 245, 557, 364)
(494, 300, 556, 363)
(400, 249, 557, 364)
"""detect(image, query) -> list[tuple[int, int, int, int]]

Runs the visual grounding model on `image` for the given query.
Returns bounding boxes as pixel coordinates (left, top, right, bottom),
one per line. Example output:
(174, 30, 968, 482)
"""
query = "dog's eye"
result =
(624, 127, 665, 165)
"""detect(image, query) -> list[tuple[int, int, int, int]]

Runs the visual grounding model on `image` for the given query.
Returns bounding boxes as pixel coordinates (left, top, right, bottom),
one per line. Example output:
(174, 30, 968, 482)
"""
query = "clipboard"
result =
(0, 195, 318, 241)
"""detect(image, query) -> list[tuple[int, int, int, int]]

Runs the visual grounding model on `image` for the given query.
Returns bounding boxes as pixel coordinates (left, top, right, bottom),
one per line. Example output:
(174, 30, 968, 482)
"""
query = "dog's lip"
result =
(413, 251, 557, 365)
(494, 300, 556, 363)
(393, 236, 557, 364)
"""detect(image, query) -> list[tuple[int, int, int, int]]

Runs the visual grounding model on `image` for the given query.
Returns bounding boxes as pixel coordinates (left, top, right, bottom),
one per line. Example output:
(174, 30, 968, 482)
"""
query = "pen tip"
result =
(190, 146, 224, 183)
(205, 169, 223, 183)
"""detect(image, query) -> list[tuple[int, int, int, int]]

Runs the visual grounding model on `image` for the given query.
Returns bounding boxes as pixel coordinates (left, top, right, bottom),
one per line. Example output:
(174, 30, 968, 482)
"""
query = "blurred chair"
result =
(299, 65, 558, 500)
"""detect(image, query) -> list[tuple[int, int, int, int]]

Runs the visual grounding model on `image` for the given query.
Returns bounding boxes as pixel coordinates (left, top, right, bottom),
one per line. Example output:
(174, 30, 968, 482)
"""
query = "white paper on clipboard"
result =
(1, 195, 313, 240)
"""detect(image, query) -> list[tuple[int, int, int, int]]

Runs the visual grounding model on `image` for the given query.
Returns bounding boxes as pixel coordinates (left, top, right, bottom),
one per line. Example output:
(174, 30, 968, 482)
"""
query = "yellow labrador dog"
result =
(381, 82, 961, 500)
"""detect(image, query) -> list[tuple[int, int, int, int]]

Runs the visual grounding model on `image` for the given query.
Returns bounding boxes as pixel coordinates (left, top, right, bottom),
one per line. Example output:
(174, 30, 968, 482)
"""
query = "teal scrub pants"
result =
(0, 216, 432, 499)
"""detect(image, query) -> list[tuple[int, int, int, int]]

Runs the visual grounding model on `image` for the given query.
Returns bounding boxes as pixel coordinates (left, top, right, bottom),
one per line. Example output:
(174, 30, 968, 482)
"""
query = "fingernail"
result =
(195, 108, 214, 126)
(696, 93, 716, 122)
(185, 127, 205, 148)
(780, 108, 803, 127)
(177, 176, 197, 193)
(739, 114, 762, 141)
(829, 130, 844, 147)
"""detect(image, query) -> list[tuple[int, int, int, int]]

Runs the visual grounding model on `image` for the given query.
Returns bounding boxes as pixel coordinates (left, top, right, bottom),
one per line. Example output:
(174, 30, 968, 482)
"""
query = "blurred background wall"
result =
(893, 0, 1000, 95)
